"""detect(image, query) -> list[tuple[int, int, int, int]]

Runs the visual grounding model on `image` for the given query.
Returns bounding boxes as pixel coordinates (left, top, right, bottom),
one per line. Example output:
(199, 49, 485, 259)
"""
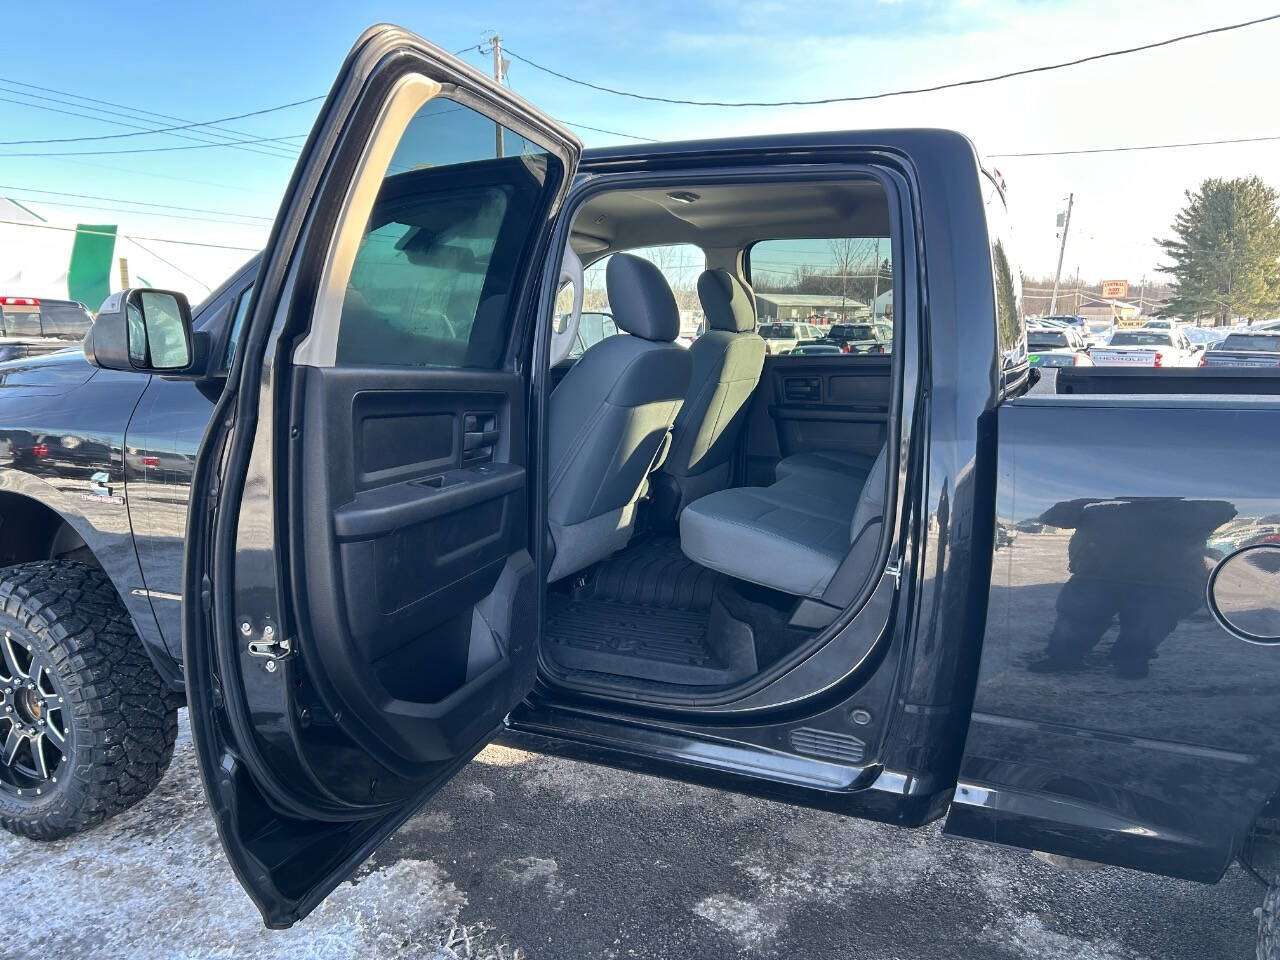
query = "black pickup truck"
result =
(1, 25, 1278, 950)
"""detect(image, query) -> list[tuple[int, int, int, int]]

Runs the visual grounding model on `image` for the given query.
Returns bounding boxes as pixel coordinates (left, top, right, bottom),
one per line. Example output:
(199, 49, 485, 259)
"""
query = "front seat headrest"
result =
(697, 269, 756, 332)
(606, 253, 680, 342)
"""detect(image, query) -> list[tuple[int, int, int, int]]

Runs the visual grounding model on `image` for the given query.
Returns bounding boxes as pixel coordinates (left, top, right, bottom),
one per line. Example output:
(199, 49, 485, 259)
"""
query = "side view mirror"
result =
(85, 288, 200, 376)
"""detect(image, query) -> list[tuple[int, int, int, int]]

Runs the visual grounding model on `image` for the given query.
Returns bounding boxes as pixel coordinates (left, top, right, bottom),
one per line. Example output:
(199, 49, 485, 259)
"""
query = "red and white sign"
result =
(1100, 280, 1128, 299)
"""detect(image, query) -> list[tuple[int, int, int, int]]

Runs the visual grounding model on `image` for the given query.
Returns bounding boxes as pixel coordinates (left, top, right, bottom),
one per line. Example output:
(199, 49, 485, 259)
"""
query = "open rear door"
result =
(183, 26, 580, 927)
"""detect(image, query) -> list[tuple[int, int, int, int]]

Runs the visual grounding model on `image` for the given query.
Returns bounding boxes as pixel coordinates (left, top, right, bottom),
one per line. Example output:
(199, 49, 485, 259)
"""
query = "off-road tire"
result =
(0, 560, 178, 840)
(1260, 883, 1280, 960)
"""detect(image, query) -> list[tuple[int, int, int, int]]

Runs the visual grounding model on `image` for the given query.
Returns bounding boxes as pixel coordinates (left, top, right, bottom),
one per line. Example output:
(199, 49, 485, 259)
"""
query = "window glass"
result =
(749, 237, 894, 355)
(333, 96, 562, 368)
(226, 285, 253, 368)
(982, 176, 1025, 372)
(569, 311, 618, 359)
(1221, 334, 1280, 352)
(582, 244, 706, 340)
(1027, 330, 1069, 350)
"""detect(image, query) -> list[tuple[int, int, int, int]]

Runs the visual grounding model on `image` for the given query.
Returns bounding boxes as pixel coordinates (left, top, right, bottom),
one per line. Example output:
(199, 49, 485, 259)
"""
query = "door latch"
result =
(244, 622, 293, 671)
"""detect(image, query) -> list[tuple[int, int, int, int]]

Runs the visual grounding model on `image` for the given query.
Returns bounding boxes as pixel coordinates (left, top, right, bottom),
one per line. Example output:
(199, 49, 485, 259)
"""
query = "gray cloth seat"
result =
(776, 448, 879, 484)
(680, 447, 888, 599)
(659, 269, 766, 515)
(547, 253, 692, 583)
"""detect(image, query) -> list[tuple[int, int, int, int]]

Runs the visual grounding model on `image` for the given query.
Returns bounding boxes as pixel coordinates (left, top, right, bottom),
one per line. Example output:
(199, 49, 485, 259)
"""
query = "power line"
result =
(0, 195, 272, 228)
(0, 85, 300, 160)
(0, 76, 304, 158)
(989, 132, 1280, 158)
(502, 13, 1280, 107)
(0, 219, 259, 252)
(0, 132, 306, 158)
(0, 184, 272, 221)
(39, 155, 283, 198)
(125, 237, 213, 293)
(560, 119, 657, 142)
(0, 94, 323, 146)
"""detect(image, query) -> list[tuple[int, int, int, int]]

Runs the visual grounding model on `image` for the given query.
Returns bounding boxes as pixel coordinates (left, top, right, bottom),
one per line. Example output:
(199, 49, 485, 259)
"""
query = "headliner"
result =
(569, 179, 890, 258)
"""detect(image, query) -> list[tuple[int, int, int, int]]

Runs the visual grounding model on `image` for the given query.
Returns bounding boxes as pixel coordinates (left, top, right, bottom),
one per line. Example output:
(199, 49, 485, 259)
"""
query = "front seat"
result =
(546, 253, 692, 582)
(657, 269, 766, 519)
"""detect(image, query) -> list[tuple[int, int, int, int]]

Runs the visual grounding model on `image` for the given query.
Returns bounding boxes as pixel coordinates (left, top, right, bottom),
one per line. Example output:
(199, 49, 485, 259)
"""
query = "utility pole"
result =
(491, 34, 504, 158)
(1049, 193, 1073, 315)
(871, 238, 881, 317)
(1073, 266, 1080, 313)
(1138, 274, 1146, 315)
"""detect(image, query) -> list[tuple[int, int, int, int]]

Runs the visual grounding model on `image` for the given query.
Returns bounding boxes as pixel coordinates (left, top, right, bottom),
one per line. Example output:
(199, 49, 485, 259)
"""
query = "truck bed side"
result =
(945, 392, 1280, 881)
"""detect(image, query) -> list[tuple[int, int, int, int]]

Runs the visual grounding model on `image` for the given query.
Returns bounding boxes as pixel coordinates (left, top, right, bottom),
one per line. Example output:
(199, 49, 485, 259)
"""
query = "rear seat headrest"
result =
(697, 269, 757, 332)
(606, 253, 681, 342)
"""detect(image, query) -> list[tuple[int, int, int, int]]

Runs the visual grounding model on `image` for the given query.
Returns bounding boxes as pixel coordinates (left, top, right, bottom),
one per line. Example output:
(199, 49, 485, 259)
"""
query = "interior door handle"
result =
(464, 430, 500, 451)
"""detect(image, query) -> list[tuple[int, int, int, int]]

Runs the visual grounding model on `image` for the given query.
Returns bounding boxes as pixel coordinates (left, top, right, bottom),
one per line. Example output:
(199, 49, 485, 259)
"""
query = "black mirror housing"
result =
(85, 288, 199, 376)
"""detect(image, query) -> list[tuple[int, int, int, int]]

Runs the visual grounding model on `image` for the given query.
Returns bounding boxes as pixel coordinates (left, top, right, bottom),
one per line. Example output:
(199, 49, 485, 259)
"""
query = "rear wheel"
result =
(0, 561, 178, 840)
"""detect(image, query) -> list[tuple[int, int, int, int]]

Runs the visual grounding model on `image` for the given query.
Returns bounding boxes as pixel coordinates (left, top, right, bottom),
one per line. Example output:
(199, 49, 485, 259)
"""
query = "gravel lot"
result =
(0, 714, 1261, 959)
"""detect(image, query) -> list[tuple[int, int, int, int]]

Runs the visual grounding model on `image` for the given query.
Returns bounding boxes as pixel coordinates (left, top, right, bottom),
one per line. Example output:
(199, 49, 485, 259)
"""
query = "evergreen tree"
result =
(1157, 176, 1280, 324)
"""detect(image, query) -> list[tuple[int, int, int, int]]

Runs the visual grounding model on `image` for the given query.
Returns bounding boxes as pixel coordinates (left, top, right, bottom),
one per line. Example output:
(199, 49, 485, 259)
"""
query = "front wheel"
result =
(0, 561, 178, 839)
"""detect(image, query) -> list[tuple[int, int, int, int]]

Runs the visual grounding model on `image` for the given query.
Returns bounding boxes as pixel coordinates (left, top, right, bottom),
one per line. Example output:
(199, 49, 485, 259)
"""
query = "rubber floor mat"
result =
(585, 536, 721, 610)
(545, 594, 755, 685)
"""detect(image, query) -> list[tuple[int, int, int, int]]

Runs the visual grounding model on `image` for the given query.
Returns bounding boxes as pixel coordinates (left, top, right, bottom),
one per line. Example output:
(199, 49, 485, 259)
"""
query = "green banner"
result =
(67, 224, 117, 310)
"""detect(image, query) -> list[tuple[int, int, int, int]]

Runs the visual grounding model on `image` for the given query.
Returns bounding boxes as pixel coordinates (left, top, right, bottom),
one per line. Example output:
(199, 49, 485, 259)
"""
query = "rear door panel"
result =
(184, 26, 578, 927)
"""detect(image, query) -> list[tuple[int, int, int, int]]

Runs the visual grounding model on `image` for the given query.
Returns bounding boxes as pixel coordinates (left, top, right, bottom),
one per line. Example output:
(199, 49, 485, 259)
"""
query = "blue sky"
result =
(5, 0, 1280, 297)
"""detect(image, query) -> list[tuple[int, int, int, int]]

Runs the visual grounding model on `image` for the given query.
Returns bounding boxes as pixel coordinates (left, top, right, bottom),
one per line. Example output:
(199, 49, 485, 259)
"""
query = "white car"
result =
(1089, 328, 1202, 367)
(758, 321, 820, 355)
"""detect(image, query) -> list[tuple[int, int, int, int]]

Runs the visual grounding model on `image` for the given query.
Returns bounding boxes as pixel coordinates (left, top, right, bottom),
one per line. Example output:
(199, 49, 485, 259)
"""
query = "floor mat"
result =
(545, 594, 756, 685)
(584, 536, 722, 610)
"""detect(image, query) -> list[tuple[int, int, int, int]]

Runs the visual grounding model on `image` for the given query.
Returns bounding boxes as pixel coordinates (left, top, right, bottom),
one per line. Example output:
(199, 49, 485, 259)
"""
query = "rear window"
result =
(828, 324, 876, 341)
(759, 324, 797, 338)
(1108, 331, 1173, 347)
(35, 302, 93, 339)
(1220, 334, 1280, 352)
(1027, 331, 1069, 349)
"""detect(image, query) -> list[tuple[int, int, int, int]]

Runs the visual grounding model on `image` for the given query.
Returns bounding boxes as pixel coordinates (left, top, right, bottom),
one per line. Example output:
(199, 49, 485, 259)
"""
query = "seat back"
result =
(660, 269, 765, 514)
(546, 254, 691, 581)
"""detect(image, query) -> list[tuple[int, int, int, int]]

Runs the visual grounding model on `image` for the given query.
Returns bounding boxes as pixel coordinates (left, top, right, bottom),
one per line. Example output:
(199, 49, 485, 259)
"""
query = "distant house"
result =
(755, 292, 868, 322)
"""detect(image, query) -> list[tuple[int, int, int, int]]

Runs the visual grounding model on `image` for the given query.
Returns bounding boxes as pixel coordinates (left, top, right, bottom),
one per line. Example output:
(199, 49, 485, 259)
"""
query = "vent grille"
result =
(789, 727, 866, 763)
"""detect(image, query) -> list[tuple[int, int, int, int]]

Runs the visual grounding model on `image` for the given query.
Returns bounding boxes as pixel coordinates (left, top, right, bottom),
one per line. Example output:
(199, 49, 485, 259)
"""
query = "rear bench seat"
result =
(680, 447, 888, 599)
(775, 449, 878, 484)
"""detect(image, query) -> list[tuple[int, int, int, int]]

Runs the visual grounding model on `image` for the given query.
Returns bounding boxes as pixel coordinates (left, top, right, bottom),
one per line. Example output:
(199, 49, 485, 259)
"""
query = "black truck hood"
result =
(0, 346, 97, 396)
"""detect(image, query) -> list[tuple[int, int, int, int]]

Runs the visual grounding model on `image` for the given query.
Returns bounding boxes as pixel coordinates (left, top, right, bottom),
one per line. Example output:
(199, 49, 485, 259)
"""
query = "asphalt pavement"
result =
(0, 714, 1261, 959)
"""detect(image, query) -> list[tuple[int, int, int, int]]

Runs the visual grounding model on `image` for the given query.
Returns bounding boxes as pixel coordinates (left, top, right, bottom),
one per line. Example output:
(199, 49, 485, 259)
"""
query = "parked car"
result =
(821, 321, 893, 354)
(757, 321, 819, 354)
(1185, 326, 1229, 349)
(1089, 328, 1202, 367)
(1200, 330, 1280, 368)
(789, 341, 845, 356)
(1026, 326, 1094, 368)
(0, 27, 1277, 955)
(1141, 317, 1180, 331)
(0, 297, 94, 360)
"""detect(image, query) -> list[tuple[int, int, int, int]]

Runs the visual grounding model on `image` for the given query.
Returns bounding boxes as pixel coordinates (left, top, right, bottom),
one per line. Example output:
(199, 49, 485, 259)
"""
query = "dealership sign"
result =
(1100, 280, 1128, 298)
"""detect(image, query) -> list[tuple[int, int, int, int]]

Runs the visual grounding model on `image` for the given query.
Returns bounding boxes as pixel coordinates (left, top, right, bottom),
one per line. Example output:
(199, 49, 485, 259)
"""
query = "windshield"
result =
(758, 324, 797, 338)
(1108, 331, 1174, 347)
(1219, 334, 1280, 352)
